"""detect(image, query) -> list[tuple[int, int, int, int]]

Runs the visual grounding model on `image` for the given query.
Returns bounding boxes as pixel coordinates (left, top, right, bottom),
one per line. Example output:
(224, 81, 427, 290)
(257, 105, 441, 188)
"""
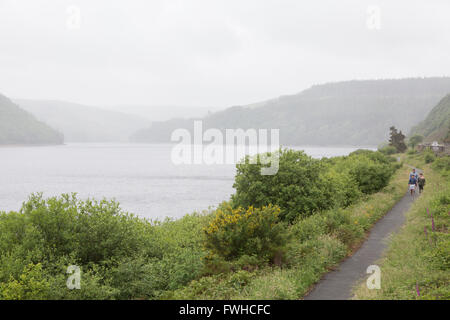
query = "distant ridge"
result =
(0, 93, 63, 145)
(410, 93, 450, 143)
(131, 77, 450, 146)
(15, 99, 151, 143)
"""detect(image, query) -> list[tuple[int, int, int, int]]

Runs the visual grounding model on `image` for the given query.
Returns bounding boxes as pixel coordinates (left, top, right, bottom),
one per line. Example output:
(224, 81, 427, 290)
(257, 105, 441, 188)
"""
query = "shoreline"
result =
(1, 142, 378, 149)
(0, 143, 65, 148)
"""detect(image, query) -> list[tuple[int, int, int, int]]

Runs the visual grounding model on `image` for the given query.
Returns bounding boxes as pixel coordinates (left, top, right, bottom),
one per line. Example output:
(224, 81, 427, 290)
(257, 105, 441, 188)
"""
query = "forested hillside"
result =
(16, 99, 150, 143)
(0, 94, 63, 145)
(131, 78, 450, 146)
(410, 94, 450, 143)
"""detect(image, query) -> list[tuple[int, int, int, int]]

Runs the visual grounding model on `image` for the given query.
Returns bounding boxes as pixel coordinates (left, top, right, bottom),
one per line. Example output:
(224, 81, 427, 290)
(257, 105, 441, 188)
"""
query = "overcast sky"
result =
(0, 0, 449, 108)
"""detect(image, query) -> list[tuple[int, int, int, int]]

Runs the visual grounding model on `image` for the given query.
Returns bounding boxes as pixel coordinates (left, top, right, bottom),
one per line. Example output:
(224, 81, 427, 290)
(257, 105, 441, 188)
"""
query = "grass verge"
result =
(353, 159, 449, 300)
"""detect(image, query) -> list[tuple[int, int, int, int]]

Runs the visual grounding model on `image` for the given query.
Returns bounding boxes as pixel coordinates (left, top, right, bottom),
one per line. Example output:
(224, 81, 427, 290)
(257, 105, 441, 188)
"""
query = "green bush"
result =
(348, 161, 392, 194)
(345, 150, 395, 194)
(378, 145, 397, 155)
(0, 263, 50, 300)
(203, 203, 289, 263)
(424, 151, 436, 164)
(107, 248, 205, 299)
(45, 260, 119, 300)
(318, 168, 362, 209)
(284, 234, 347, 273)
(10, 193, 155, 264)
(290, 214, 328, 243)
(432, 156, 450, 172)
(0, 193, 208, 300)
(232, 149, 329, 221)
(232, 149, 394, 222)
(168, 270, 257, 300)
(292, 208, 363, 246)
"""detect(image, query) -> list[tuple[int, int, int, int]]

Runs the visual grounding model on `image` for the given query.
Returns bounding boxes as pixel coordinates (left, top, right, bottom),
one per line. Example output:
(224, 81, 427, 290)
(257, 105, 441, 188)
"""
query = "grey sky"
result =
(0, 0, 449, 108)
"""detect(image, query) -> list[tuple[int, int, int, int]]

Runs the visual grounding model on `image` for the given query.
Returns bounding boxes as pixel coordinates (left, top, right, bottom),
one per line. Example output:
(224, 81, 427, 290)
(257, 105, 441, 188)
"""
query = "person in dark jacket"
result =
(418, 173, 426, 193)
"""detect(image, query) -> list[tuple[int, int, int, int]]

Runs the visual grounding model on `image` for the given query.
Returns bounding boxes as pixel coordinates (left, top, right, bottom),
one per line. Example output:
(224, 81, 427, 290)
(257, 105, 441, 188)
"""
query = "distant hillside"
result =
(131, 77, 450, 146)
(15, 99, 151, 142)
(0, 93, 63, 145)
(106, 105, 222, 122)
(410, 94, 450, 143)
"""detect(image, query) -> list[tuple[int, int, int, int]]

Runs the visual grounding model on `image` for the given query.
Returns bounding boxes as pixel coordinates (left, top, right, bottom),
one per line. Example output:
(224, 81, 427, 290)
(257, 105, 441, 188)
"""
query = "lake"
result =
(0, 143, 375, 220)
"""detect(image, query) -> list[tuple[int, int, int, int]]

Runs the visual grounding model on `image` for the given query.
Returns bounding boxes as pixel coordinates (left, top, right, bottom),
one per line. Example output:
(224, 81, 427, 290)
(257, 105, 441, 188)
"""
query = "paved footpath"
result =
(304, 168, 421, 300)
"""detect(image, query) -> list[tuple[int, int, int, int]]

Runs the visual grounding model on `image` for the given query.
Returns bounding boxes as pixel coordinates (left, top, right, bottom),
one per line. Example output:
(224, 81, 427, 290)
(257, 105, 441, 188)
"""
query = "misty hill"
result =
(106, 105, 222, 122)
(131, 78, 450, 146)
(0, 93, 63, 145)
(15, 99, 151, 143)
(410, 94, 450, 143)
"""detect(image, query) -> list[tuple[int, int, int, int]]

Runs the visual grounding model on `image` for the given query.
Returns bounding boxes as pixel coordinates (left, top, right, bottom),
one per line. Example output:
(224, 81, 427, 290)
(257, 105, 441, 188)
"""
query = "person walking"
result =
(410, 168, 419, 181)
(418, 173, 426, 193)
(409, 168, 419, 192)
(409, 174, 417, 197)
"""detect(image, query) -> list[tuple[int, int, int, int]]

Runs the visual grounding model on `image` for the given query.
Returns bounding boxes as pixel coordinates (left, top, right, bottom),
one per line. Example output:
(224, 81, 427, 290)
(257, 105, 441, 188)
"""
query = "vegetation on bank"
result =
(168, 160, 406, 299)
(353, 153, 450, 299)
(0, 195, 208, 299)
(0, 149, 404, 300)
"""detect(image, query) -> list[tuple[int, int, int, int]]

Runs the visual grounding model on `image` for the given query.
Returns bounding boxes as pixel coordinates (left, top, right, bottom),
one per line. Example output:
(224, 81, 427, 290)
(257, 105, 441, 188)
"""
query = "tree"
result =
(408, 134, 424, 149)
(388, 126, 407, 153)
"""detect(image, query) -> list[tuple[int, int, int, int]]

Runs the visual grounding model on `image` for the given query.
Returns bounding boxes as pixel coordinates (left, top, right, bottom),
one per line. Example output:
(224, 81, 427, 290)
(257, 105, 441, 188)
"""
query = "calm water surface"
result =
(0, 144, 374, 219)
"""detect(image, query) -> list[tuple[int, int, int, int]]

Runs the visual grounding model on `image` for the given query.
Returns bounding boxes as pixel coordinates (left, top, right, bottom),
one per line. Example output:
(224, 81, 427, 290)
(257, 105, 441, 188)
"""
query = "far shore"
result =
(0, 143, 65, 148)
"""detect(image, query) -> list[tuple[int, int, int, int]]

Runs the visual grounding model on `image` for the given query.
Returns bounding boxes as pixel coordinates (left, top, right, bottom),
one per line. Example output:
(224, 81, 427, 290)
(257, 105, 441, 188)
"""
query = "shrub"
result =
(318, 168, 362, 209)
(345, 151, 395, 194)
(108, 248, 205, 300)
(348, 160, 392, 194)
(424, 151, 436, 164)
(333, 223, 363, 247)
(168, 270, 257, 300)
(348, 149, 391, 165)
(290, 207, 364, 255)
(290, 214, 328, 243)
(0, 263, 50, 300)
(0, 193, 207, 299)
(14, 193, 155, 264)
(45, 260, 119, 300)
(204, 203, 289, 263)
(432, 156, 450, 172)
(232, 149, 395, 221)
(378, 145, 397, 155)
(232, 149, 329, 221)
(284, 234, 347, 272)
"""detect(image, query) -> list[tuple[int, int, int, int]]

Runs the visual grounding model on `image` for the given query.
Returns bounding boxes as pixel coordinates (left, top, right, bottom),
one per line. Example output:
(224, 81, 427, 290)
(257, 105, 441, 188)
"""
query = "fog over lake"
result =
(0, 144, 374, 219)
